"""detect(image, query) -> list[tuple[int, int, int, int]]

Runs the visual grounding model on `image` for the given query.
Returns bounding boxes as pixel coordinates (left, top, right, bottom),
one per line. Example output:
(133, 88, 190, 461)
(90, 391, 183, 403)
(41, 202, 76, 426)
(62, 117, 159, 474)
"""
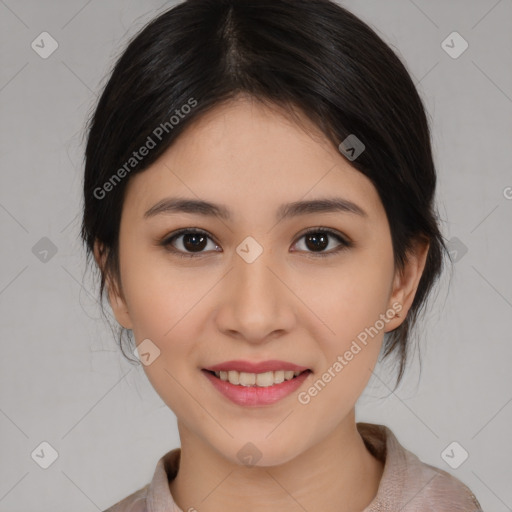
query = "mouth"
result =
(201, 367, 313, 406)
(202, 368, 313, 388)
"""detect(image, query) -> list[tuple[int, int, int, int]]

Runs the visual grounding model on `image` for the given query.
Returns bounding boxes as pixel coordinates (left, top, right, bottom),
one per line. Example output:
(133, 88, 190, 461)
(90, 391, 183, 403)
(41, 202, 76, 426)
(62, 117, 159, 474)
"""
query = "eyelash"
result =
(159, 227, 353, 259)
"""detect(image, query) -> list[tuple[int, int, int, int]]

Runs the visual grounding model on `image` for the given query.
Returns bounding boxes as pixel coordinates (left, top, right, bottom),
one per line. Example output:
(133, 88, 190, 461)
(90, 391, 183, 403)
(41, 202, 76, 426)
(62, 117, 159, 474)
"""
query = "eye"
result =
(160, 228, 220, 258)
(292, 227, 352, 257)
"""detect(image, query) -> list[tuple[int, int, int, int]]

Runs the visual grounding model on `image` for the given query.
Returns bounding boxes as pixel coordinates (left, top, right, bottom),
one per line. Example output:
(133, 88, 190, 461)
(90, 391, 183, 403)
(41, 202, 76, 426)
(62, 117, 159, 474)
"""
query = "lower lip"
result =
(202, 369, 312, 406)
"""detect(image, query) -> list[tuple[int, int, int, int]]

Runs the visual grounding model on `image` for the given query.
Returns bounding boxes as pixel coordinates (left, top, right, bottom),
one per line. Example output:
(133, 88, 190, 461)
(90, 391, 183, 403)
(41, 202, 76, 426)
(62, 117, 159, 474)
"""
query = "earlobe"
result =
(106, 285, 134, 330)
(93, 239, 133, 330)
(387, 237, 430, 328)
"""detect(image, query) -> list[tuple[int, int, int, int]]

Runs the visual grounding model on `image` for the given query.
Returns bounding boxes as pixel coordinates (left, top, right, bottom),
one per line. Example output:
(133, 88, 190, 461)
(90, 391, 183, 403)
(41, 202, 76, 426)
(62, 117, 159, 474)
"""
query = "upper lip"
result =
(204, 360, 310, 373)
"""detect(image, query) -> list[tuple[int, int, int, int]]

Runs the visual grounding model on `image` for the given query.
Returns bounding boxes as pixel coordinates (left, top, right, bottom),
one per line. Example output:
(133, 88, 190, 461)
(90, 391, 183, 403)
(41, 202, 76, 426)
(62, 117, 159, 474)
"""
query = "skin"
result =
(95, 95, 429, 512)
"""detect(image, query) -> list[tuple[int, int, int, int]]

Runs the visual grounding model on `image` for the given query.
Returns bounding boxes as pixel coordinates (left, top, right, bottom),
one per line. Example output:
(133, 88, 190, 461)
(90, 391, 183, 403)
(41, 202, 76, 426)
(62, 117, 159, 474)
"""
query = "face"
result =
(97, 96, 427, 466)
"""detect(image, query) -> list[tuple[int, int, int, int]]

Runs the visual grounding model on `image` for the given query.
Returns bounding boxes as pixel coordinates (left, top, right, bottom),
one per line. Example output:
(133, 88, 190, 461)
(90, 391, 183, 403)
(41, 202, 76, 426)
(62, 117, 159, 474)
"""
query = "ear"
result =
(385, 236, 430, 331)
(93, 239, 133, 330)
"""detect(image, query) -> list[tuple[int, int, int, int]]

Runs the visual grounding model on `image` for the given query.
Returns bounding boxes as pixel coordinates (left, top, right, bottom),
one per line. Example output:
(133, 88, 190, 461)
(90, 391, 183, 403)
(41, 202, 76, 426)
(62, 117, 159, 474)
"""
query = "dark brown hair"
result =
(81, 0, 449, 388)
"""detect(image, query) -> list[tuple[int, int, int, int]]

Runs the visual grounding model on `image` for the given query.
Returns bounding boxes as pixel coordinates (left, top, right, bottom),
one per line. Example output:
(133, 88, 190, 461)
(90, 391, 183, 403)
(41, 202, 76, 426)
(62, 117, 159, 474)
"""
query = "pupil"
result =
(306, 232, 328, 251)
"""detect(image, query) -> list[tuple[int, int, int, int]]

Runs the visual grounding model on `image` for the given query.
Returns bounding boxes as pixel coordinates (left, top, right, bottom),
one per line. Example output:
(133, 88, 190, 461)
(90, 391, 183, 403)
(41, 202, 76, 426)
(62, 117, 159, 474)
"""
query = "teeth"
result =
(214, 370, 304, 387)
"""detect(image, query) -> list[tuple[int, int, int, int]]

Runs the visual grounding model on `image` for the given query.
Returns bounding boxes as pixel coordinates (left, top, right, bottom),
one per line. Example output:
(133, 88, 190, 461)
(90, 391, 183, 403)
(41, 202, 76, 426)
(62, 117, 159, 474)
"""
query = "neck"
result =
(169, 409, 384, 512)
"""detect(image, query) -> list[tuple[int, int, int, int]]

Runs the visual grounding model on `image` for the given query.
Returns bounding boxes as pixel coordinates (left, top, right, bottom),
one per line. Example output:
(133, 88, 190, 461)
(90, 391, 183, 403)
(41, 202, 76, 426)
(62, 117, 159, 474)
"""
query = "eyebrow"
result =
(144, 196, 368, 221)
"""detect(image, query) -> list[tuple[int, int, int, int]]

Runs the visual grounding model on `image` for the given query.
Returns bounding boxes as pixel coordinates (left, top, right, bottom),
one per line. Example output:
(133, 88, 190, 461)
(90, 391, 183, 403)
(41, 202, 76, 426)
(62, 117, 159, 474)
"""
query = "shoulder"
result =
(101, 447, 181, 512)
(102, 484, 149, 512)
(403, 458, 483, 511)
(390, 431, 483, 511)
(357, 423, 483, 511)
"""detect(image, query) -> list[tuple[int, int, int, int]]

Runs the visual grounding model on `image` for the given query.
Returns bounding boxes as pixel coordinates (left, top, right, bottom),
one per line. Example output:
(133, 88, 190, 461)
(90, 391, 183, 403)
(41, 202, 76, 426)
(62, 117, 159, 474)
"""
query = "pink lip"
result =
(202, 369, 312, 406)
(204, 360, 310, 373)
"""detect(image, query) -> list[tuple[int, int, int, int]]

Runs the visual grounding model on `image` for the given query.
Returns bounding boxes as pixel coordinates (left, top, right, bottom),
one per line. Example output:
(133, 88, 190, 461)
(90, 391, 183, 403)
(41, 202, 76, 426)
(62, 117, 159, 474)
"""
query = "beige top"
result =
(103, 422, 482, 512)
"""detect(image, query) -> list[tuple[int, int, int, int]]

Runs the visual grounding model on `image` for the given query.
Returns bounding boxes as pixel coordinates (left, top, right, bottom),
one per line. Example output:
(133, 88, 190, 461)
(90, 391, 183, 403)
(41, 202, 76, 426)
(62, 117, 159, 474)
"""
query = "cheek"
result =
(119, 243, 209, 341)
(295, 253, 394, 417)
(304, 248, 394, 352)
(296, 258, 393, 423)
(118, 246, 207, 402)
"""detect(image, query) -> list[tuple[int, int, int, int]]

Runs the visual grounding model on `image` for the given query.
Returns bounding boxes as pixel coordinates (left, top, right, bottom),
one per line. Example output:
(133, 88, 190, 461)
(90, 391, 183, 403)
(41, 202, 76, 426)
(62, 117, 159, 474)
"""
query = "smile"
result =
(211, 369, 306, 387)
(202, 369, 313, 406)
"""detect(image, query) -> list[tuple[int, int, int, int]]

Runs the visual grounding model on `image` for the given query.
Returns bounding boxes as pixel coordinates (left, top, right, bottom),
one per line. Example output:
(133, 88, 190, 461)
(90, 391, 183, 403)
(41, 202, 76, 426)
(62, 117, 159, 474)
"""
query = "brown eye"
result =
(161, 228, 220, 258)
(180, 232, 208, 252)
(292, 228, 352, 257)
(304, 232, 329, 251)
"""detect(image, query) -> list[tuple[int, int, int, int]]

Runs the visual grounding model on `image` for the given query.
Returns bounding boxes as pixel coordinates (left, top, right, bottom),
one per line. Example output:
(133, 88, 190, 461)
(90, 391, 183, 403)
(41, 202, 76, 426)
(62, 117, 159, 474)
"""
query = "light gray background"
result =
(0, 1, 511, 511)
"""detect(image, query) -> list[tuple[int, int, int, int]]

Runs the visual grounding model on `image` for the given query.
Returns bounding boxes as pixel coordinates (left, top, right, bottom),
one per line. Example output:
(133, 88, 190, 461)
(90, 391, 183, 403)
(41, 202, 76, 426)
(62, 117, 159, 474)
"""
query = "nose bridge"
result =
(237, 249, 275, 301)
(216, 243, 295, 341)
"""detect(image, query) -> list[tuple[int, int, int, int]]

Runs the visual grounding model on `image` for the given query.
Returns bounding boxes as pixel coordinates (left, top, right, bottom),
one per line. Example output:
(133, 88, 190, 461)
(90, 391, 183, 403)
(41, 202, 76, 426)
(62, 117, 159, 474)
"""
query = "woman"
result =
(81, 0, 483, 510)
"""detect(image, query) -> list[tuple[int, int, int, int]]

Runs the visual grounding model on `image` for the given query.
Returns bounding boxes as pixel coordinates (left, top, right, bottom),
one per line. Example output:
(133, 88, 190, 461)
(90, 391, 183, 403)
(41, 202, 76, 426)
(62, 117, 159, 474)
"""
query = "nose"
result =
(214, 248, 297, 344)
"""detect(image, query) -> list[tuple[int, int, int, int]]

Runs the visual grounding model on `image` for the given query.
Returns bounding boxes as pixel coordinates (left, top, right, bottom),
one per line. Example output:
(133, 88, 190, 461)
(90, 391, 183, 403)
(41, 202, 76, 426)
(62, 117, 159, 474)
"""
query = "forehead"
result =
(122, 97, 383, 223)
